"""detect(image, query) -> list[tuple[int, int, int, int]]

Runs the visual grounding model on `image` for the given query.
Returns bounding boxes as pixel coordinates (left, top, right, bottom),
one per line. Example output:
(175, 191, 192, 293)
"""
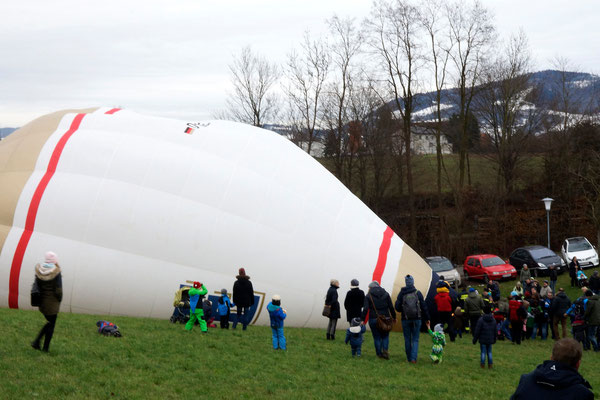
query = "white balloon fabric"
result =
(0, 108, 435, 327)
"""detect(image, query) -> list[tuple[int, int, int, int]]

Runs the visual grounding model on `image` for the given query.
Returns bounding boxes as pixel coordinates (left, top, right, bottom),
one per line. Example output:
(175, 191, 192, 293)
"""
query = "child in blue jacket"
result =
(345, 317, 366, 357)
(217, 288, 235, 329)
(267, 294, 287, 350)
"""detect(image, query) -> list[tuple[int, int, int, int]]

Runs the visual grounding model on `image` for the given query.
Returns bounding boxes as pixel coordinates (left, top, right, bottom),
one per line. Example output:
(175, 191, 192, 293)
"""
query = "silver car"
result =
(425, 256, 462, 287)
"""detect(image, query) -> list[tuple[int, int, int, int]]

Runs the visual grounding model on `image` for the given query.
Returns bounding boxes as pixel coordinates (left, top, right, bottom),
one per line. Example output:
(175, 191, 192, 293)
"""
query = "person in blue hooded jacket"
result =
(344, 317, 366, 357)
(217, 288, 235, 329)
(267, 294, 287, 350)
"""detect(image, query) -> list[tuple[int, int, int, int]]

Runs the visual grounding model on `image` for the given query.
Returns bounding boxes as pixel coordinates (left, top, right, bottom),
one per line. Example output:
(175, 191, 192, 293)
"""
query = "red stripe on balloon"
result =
(8, 113, 87, 308)
(372, 226, 394, 284)
(105, 108, 121, 115)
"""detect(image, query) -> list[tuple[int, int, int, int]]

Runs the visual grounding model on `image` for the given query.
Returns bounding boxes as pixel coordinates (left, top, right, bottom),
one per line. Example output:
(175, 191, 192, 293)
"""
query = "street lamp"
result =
(542, 197, 554, 249)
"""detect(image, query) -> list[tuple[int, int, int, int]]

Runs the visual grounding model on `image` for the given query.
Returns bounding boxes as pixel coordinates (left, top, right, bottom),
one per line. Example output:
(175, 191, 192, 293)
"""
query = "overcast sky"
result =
(1, 0, 598, 128)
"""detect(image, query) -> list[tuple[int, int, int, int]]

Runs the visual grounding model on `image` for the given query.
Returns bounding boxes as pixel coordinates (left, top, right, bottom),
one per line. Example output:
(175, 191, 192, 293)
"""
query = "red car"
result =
(463, 254, 517, 283)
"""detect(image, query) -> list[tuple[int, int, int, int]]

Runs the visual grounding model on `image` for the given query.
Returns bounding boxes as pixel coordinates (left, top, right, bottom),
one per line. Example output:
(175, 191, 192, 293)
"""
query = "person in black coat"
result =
(548, 265, 558, 294)
(569, 257, 581, 288)
(550, 289, 572, 339)
(473, 305, 497, 368)
(232, 268, 254, 330)
(325, 279, 341, 340)
(589, 270, 600, 294)
(361, 281, 396, 359)
(344, 279, 365, 323)
(510, 338, 593, 400)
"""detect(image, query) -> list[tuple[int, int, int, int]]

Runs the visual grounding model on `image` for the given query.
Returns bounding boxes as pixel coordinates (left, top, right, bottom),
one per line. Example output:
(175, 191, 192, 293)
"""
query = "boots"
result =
(326, 333, 331, 340)
(331, 334, 335, 340)
(488, 364, 493, 369)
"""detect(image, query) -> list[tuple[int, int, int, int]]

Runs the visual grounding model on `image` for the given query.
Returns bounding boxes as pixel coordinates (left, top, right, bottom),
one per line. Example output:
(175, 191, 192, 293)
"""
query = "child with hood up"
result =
(344, 317, 366, 357)
(217, 288, 235, 329)
(426, 322, 446, 363)
(267, 294, 287, 350)
(473, 305, 497, 369)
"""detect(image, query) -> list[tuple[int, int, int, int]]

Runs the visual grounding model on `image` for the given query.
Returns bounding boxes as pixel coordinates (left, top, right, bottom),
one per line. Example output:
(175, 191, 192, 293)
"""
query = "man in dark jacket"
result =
(473, 305, 496, 369)
(463, 288, 485, 335)
(569, 257, 581, 288)
(344, 279, 365, 323)
(395, 275, 429, 363)
(548, 265, 558, 294)
(550, 288, 571, 339)
(232, 268, 254, 330)
(583, 290, 600, 352)
(362, 281, 396, 359)
(510, 338, 593, 399)
(589, 270, 600, 294)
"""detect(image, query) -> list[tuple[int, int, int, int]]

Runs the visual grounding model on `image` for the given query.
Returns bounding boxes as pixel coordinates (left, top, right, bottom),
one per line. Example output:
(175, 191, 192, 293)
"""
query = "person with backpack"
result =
(185, 281, 208, 332)
(550, 288, 572, 339)
(31, 251, 63, 352)
(566, 298, 587, 347)
(217, 288, 235, 329)
(232, 268, 254, 330)
(464, 288, 485, 336)
(395, 275, 429, 364)
(362, 281, 396, 360)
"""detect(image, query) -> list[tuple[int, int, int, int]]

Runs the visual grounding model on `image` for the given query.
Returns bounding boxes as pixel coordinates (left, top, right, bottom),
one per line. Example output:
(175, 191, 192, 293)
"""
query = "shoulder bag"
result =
(369, 293, 394, 332)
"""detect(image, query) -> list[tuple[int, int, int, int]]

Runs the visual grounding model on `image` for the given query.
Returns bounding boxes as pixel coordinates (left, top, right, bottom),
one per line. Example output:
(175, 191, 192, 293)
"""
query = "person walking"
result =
(464, 288, 485, 335)
(325, 279, 341, 340)
(31, 251, 63, 352)
(362, 281, 396, 360)
(550, 288, 572, 339)
(569, 257, 581, 288)
(395, 275, 429, 363)
(232, 268, 254, 330)
(343, 279, 365, 324)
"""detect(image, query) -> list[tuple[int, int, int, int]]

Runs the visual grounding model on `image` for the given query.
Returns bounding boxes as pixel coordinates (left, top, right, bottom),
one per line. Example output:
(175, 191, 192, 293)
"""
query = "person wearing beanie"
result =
(217, 288, 235, 329)
(473, 305, 497, 369)
(362, 280, 396, 360)
(185, 281, 208, 332)
(267, 295, 287, 350)
(395, 275, 429, 363)
(425, 322, 446, 363)
(344, 279, 365, 324)
(464, 287, 485, 337)
(31, 251, 63, 352)
(232, 267, 254, 330)
(325, 279, 341, 340)
(345, 317, 367, 357)
(435, 282, 456, 342)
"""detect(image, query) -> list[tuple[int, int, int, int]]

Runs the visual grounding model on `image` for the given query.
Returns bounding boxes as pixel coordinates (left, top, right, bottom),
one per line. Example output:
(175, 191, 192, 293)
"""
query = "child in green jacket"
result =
(185, 282, 208, 332)
(426, 321, 446, 363)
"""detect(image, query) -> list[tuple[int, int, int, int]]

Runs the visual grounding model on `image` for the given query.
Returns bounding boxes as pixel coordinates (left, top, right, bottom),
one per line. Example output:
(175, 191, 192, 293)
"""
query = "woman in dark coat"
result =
(361, 281, 396, 359)
(325, 279, 341, 340)
(31, 251, 63, 352)
(232, 268, 254, 330)
(569, 257, 581, 288)
(343, 279, 365, 323)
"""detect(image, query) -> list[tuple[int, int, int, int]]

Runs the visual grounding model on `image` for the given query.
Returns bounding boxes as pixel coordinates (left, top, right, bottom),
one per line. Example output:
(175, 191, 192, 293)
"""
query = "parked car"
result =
(509, 245, 565, 277)
(561, 236, 599, 269)
(463, 254, 517, 284)
(424, 256, 461, 287)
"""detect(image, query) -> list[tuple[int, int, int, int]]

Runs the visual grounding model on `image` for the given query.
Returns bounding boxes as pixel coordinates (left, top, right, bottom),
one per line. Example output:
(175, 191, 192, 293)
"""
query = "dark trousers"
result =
(511, 320, 523, 344)
(438, 311, 456, 341)
(220, 312, 230, 329)
(570, 274, 577, 287)
(469, 315, 481, 336)
(34, 314, 57, 351)
(233, 306, 250, 329)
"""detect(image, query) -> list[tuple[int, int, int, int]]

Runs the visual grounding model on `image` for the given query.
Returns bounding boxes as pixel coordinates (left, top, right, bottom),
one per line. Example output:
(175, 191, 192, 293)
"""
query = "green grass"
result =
(1, 271, 597, 399)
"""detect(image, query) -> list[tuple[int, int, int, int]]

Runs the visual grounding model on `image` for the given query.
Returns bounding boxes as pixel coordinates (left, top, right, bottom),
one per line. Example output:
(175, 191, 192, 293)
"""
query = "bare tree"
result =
(284, 33, 330, 154)
(225, 46, 279, 127)
(446, 0, 495, 189)
(366, 0, 423, 243)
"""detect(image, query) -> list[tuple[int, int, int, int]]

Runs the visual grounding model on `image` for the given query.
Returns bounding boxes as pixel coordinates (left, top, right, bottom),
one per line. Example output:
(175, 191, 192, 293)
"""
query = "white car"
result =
(561, 236, 599, 268)
(424, 256, 462, 287)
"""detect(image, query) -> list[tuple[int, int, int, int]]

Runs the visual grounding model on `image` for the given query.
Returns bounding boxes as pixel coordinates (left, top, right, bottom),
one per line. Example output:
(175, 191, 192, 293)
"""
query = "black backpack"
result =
(402, 291, 421, 319)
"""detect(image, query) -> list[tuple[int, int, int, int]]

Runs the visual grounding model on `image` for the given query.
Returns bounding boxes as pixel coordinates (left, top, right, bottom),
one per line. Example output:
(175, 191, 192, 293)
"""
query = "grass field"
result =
(1, 273, 597, 399)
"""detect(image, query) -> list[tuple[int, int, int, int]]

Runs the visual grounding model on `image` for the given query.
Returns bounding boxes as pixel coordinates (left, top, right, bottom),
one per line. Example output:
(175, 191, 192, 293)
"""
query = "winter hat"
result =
(350, 279, 359, 288)
(330, 279, 340, 287)
(238, 268, 246, 276)
(193, 281, 201, 289)
(510, 291, 518, 297)
(586, 290, 593, 297)
(405, 275, 414, 286)
(434, 323, 444, 333)
(469, 287, 476, 293)
(44, 251, 58, 264)
(351, 317, 362, 327)
(368, 280, 380, 289)
(272, 294, 281, 301)
(221, 288, 228, 295)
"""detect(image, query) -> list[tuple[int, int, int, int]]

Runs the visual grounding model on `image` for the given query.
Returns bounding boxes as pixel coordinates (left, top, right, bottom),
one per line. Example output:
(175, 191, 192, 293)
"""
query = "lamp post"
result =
(542, 197, 554, 249)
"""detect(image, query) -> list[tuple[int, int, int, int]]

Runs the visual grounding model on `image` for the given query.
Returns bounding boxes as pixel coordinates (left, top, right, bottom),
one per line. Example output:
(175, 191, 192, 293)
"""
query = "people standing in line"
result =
(395, 275, 429, 364)
(232, 268, 254, 330)
(509, 338, 593, 400)
(548, 265, 558, 294)
(31, 251, 63, 352)
(583, 289, 600, 352)
(267, 294, 287, 350)
(464, 288, 484, 336)
(473, 305, 496, 369)
(343, 279, 364, 325)
(185, 281, 208, 332)
(520, 264, 531, 288)
(325, 279, 341, 340)
(344, 317, 366, 357)
(217, 288, 235, 329)
(569, 256, 581, 288)
(362, 281, 396, 360)
(550, 288, 572, 339)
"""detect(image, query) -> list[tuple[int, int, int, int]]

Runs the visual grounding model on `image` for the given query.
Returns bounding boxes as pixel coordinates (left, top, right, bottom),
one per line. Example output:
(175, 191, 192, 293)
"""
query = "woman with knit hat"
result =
(232, 268, 254, 330)
(31, 251, 63, 352)
(325, 279, 341, 340)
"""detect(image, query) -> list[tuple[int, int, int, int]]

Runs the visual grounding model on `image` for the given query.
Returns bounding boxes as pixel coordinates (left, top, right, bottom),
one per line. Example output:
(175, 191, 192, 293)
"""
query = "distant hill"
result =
(0, 127, 18, 139)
